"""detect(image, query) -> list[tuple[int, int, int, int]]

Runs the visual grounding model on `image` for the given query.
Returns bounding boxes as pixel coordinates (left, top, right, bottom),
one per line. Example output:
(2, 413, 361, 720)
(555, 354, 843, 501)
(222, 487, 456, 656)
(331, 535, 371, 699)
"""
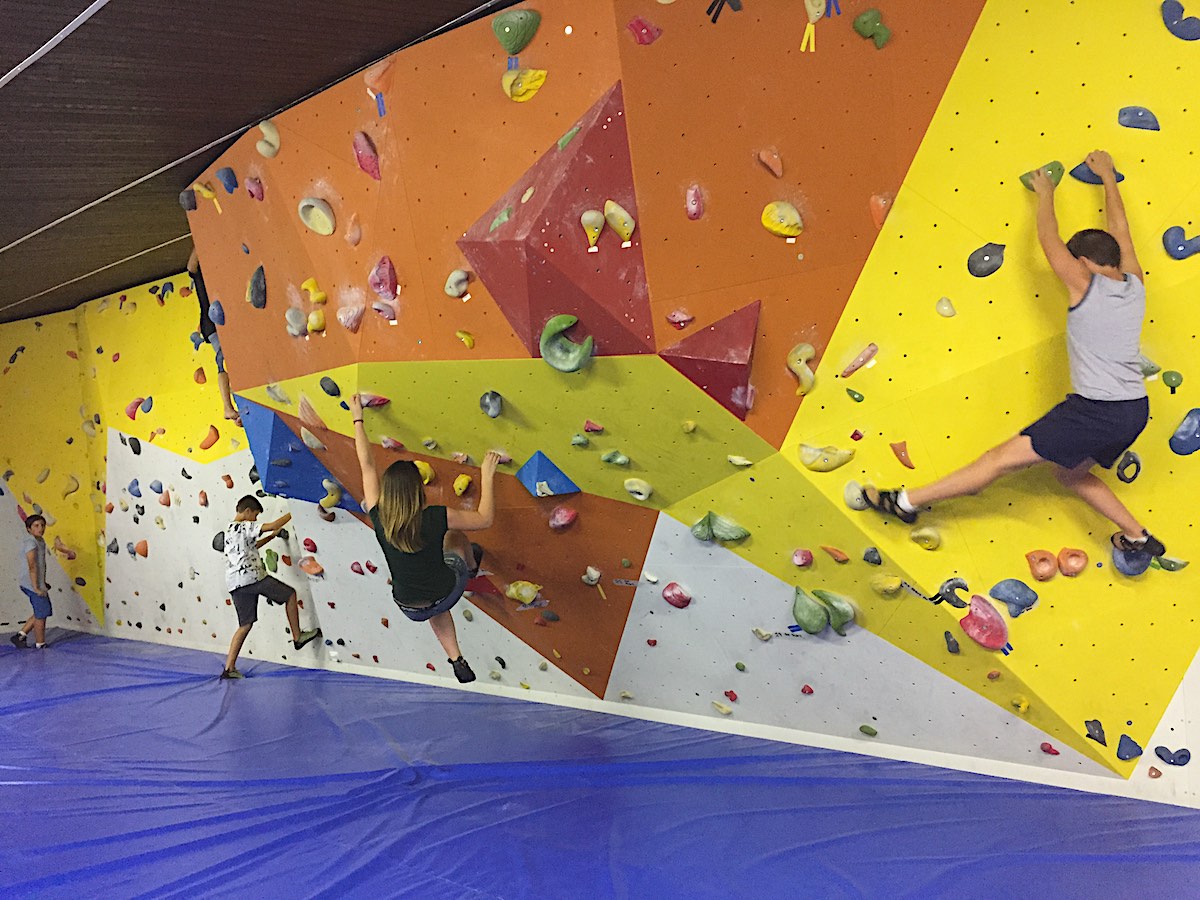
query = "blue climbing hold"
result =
(215, 166, 238, 193)
(989, 578, 1038, 617)
(1162, 0, 1200, 40)
(1162, 226, 1200, 260)
(128, 479, 142, 498)
(1169, 408, 1200, 455)
(1069, 161, 1125, 185)
(140, 396, 153, 414)
(1117, 734, 1144, 761)
(189, 332, 204, 351)
(149, 480, 163, 494)
(1155, 746, 1192, 766)
(515, 451, 580, 498)
(1113, 545, 1153, 577)
(208, 300, 225, 326)
(1117, 105, 1161, 130)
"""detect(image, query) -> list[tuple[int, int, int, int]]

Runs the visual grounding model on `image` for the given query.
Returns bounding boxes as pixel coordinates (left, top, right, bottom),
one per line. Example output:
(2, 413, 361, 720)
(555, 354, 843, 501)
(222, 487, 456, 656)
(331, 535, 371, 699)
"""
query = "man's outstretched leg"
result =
(1054, 460, 1166, 556)
(864, 435, 1045, 522)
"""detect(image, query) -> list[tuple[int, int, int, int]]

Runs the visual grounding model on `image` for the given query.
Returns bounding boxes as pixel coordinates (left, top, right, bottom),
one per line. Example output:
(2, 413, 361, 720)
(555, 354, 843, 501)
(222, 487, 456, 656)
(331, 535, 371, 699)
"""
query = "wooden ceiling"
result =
(0, 0, 516, 323)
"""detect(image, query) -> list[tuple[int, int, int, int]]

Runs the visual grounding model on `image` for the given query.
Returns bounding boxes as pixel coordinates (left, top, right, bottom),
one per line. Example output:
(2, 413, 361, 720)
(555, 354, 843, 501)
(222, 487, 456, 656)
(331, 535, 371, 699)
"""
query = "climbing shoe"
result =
(293, 628, 322, 651)
(1111, 530, 1166, 558)
(220, 668, 244, 680)
(10, 632, 28, 648)
(450, 656, 477, 684)
(862, 488, 918, 524)
(469, 543, 484, 578)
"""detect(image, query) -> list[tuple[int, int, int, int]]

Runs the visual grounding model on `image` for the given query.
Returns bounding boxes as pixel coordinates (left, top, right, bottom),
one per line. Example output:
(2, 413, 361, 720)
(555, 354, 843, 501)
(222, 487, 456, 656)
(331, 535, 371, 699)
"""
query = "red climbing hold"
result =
(801, 685, 814, 695)
(724, 690, 738, 702)
(660, 301, 760, 421)
(365, 561, 378, 574)
(647, 639, 657, 647)
(959, 594, 1010, 651)
(426, 663, 436, 672)
(1040, 742, 1060, 756)
(303, 538, 317, 553)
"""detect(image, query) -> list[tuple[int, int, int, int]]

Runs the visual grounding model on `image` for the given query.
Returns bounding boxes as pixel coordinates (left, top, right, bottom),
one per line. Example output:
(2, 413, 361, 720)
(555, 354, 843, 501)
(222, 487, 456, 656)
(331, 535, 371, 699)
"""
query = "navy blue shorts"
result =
(1021, 394, 1149, 469)
(22, 587, 52, 620)
(394, 554, 470, 623)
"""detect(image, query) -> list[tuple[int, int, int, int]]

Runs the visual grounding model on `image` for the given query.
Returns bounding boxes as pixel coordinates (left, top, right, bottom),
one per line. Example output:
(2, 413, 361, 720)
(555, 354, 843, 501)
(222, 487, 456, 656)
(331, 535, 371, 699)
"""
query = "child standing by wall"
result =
(10, 514, 50, 649)
(350, 394, 499, 684)
(220, 497, 321, 679)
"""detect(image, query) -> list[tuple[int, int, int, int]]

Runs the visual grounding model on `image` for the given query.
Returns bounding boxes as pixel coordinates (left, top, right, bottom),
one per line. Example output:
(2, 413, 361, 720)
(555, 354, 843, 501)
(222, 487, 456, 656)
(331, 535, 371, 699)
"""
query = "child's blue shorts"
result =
(1022, 393, 1149, 469)
(22, 587, 52, 620)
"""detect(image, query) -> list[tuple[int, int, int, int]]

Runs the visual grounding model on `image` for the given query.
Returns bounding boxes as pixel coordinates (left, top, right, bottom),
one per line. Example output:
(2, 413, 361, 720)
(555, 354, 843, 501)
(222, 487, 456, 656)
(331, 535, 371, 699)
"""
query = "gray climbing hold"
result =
(1085, 719, 1107, 746)
(179, 189, 197, 211)
(480, 390, 504, 418)
(967, 242, 1006, 277)
(1116, 450, 1141, 484)
(863, 547, 882, 566)
(1118, 105, 1160, 130)
(247, 265, 267, 309)
(212, 532, 225, 553)
(935, 577, 970, 609)
(989, 578, 1038, 617)
(944, 631, 960, 654)
(319, 377, 340, 397)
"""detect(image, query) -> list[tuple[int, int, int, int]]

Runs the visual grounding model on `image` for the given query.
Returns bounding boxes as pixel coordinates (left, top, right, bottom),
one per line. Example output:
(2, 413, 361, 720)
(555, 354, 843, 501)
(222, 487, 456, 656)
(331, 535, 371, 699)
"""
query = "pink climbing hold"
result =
(366, 561, 378, 573)
(584, 420, 605, 433)
(549, 505, 577, 530)
(1040, 742, 1060, 756)
(303, 538, 317, 553)
(685, 184, 705, 220)
(246, 177, 264, 201)
(850, 429, 864, 441)
(792, 548, 814, 568)
(666, 309, 694, 329)
(125, 397, 145, 420)
(359, 393, 391, 408)
(158, 492, 171, 507)
(840, 343, 878, 378)
(381, 437, 405, 451)
(959, 594, 1010, 651)
(369, 255, 398, 301)
(626, 15, 662, 44)
(353, 131, 381, 180)
(662, 582, 692, 609)
(351, 561, 365, 575)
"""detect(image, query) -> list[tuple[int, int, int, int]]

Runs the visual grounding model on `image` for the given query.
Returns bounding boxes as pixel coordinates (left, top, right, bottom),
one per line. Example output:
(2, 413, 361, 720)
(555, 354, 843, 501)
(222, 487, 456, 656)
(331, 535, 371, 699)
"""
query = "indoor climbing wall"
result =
(4, 0, 1173, 806)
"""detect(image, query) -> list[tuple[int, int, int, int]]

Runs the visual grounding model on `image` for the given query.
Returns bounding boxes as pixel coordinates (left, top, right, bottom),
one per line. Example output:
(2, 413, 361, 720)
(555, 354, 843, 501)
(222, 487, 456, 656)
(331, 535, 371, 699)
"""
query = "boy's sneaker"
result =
(10, 632, 28, 648)
(293, 628, 322, 651)
(469, 543, 484, 578)
(450, 656, 476, 684)
(1111, 530, 1167, 558)
(220, 668, 244, 680)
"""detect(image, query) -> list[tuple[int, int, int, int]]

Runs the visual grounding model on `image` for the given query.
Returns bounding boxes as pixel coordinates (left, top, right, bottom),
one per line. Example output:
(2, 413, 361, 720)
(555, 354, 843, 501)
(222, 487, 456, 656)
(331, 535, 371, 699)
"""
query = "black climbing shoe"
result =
(220, 668, 245, 680)
(469, 543, 484, 578)
(293, 628, 322, 651)
(10, 632, 28, 648)
(1111, 531, 1166, 559)
(450, 656, 476, 684)
(862, 488, 918, 525)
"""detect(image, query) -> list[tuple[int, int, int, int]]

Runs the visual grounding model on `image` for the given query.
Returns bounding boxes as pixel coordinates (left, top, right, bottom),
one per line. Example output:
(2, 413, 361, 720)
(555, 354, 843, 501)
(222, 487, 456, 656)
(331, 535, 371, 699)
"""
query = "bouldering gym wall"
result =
(4, 1, 1200, 895)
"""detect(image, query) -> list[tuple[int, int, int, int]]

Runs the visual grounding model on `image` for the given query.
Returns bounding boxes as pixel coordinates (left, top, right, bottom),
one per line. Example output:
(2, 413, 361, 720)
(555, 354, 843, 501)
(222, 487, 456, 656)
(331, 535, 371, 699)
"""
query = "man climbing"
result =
(860, 150, 1167, 572)
(188, 247, 241, 428)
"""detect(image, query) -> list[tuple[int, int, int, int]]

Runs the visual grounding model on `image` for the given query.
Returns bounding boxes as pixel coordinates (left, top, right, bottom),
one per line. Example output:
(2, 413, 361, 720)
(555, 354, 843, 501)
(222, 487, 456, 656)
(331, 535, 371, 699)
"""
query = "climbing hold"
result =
(360, 393, 390, 408)
(444, 269, 470, 298)
(1139, 354, 1162, 377)
(302, 538, 318, 553)
(691, 511, 750, 543)
(140, 396, 154, 415)
(846, 388, 865, 403)
(584, 420, 605, 433)
(859, 725, 879, 737)
(959, 595, 1009, 651)
(1019, 161, 1065, 191)
(821, 546, 849, 563)
(245, 177, 264, 201)
(198, 491, 208, 507)
(453, 474, 472, 497)
(889, 441, 915, 469)
(492, 8, 541, 53)
(1026, 549, 1057, 582)
(1163, 370, 1184, 394)
(685, 184, 705, 220)
(843, 481, 870, 511)
(989, 579, 1038, 618)
(214, 166, 238, 193)
(265, 383, 291, 405)
(199, 425, 220, 451)
(1169, 408, 1200, 455)
(34, 468, 50, 484)
(179, 189, 197, 211)
(792, 587, 830, 635)
(869, 193, 893, 229)
(812, 590, 856, 635)
(935, 296, 956, 318)
(539, 314, 594, 372)
(1155, 746, 1191, 766)
(727, 455, 753, 467)
(540, 610, 560, 623)
(1149, 766, 1162, 778)
(910, 526, 941, 551)
(455, 330, 475, 349)
(967, 242, 1006, 277)
(299, 557, 324, 577)
(682, 420, 697, 434)
(506, 581, 542, 605)
(570, 434, 589, 448)
(350, 561, 365, 576)
(1163, 225, 1200, 261)
(663, 583, 692, 609)
(256, 120, 280, 157)
(1057, 547, 1088, 577)
(798, 444, 854, 472)
(352, 131, 381, 180)
(1117, 734, 1144, 761)
(603, 200, 636, 243)
(125, 397, 145, 420)
(318, 479, 342, 510)
(712, 702, 733, 716)
(937, 580, 970, 610)
(474, 390, 504, 419)
(786, 343, 816, 395)
(1116, 450, 1142, 484)
(761, 201, 803, 237)
(221, 474, 233, 488)
(379, 437, 405, 452)
(735, 662, 746, 672)
(1040, 742, 1060, 756)
(298, 395, 328, 432)
(194, 367, 206, 385)
(870, 574, 904, 597)
(840, 343, 878, 378)
(863, 547, 882, 566)
(1162, 0, 1200, 40)
(414, 461, 435, 485)
(627, 15, 662, 44)
(792, 548, 814, 568)
(301, 428, 327, 452)
(298, 198, 336, 236)
(285, 307, 307, 337)
(757, 147, 784, 178)
(1157, 556, 1190, 572)
(601, 450, 630, 466)
(801, 684, 814, 695)
(852, 8, 890, 48)
(624, 479, 653, 501)
(319, 377, 340, 397)
(1068, 161, 1125, 185)
(1119, 105, 1161, 130)
(944, 631, 960, 654)
(723, 690, 738, 703)
(501, 68, 547, 102)
(1011, 696, 1030, 715)
(753, 628, 773, 642)
(369, 255, 398, 301)
(666, 309, 694, 329)
(302, 277, 327, 307)
(247, 265, 269, 310)
(134, 540, 148, 558)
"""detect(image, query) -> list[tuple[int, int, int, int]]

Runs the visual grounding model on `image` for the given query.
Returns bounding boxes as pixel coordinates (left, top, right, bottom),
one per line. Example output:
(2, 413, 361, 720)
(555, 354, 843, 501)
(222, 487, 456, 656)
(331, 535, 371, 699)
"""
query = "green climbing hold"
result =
(264, 548, 279, 573)
(1019, 161, 1066, 191)
(859, 724, 878, 737)
(735, 661, 746, 672)
(558, 126, 581, 151)
(691, 511, 751, 543)
(539, 314, 595, 373)
(621, 558, 632, 568)
(846, 388, 864, 403)
(852, 9, 891, 48)
(812, 589, 856, 636)
(492, 9, 541, 55)
(1164, 370, 1184, 394)
(489, 207, 513, 232)
(792, 586, 830, 635)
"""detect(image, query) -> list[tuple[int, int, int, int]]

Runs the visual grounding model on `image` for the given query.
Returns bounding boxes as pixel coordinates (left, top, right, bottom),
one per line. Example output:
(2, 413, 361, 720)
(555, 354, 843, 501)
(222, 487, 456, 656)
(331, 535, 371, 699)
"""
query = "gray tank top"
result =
(1066, 273, 1147, 401)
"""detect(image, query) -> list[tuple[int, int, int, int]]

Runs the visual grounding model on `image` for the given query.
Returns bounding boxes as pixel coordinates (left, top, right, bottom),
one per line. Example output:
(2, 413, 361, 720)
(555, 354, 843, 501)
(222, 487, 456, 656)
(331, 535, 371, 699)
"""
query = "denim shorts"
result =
(394, 554, 470, 623)
(1021, 394, 1149, 469)
(22, 587, 52, 620)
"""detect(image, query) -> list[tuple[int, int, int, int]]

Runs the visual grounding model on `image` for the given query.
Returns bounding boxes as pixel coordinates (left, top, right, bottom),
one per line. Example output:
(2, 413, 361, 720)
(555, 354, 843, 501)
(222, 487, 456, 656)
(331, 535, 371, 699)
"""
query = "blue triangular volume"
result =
(238, 397, 359, 512)
(514, 450, 580, 497)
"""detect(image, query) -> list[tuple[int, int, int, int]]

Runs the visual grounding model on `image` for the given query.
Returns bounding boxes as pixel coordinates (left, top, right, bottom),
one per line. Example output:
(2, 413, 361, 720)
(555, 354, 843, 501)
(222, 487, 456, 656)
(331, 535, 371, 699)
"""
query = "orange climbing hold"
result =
(199, 425, 219, 450)
(221, 474, 233, 488)
(194, 367, 207, 385)
(1057, 547, 1088, 577)
(158, 492, 171, 507)
(757, 147, 784, 178)
(299, 556, 324, 576)
(820, 545, 850, 563)
(198, 490, 208, 507)
(889, 441, 915, 469)
(1025, 549, 1057, 582)
(869, 192, 894, 229)
(134, 540, 148, 558)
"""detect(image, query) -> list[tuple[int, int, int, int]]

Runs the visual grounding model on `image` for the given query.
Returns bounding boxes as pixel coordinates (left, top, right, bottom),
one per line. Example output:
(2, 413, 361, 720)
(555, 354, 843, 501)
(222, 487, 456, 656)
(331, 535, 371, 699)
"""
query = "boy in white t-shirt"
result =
(220, 496, 321, 679)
